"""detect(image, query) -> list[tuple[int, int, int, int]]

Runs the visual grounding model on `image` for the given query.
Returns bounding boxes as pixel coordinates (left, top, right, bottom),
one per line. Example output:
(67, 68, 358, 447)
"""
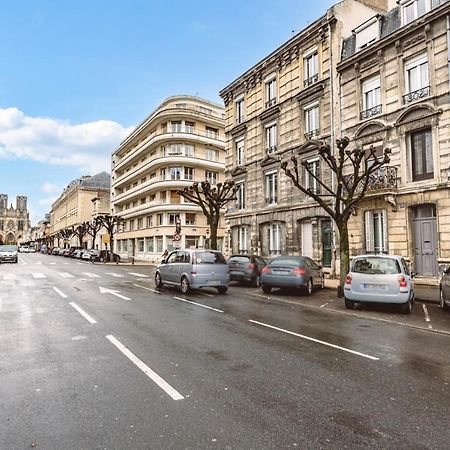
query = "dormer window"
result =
(354, 17, 379, 51)
(401, 0, 431, 25)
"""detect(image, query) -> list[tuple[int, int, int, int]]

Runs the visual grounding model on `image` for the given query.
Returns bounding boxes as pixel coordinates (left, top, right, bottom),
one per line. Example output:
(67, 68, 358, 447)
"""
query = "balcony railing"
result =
(304, 74, 319, 88)
(266, 196, 278, 205)
(265, 98, 277, 109)
(403, 86, 431, 104)
(304, 129, 320, 140)
(360, 104, 382, 120)
(266, 145, 278, 154)
(235, 116, 245, 124)
(343, 166, 398, 194)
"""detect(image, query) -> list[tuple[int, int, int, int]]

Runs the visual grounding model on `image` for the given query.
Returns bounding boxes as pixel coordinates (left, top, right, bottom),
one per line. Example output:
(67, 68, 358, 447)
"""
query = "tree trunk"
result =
(210, 219, 219, 250)
(337, 222, 350, 298)
(109, 232, 114, 261)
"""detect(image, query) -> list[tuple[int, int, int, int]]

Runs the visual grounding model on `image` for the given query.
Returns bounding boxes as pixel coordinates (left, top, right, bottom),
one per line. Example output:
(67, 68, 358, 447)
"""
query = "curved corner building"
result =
(111, 96, 226, 261)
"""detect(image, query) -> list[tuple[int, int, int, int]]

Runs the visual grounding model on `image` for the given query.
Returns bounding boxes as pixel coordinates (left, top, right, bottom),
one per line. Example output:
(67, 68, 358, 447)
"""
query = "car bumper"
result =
(0, 257, 17, 262)
(229, 271, 253, 282)
(261, 275, 306, 288)
(344, 288, 412, 303)
(190, 275, 229, 288)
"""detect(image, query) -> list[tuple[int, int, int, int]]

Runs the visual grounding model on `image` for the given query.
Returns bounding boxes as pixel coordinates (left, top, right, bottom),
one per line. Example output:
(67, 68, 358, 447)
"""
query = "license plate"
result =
(363, 283, 386, 290)
(206, 280, 220, 286)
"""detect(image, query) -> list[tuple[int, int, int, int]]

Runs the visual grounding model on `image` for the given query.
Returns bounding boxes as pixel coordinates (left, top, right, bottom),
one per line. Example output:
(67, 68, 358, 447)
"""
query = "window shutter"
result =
(382, 209, 388, 253)
(365, 211, 374, 252)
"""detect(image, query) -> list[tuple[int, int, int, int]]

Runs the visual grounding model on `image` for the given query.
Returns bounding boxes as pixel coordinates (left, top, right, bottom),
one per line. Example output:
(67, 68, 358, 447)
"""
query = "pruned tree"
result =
(281, 137, 391, 295)
(97, 214, 123, 261)
(72, 223, 89, 248)
(59, 228, 73, 248)
(86, 217, 104, 249)
(177, 180, 237, 250)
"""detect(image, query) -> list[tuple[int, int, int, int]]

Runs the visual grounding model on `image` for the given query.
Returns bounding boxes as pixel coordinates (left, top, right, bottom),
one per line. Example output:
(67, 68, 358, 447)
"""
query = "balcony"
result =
(304, 129, 320, 140)
(235, 116, 245, 124)
(266, 145, 278, 154)
(360, 104, 382, 120)
(343, 166, 398, 194)
(304, 74, 319, 88)
(403, 86, 431, 104)
(266, 196, 278, 205)
(265, 98, 277, 109)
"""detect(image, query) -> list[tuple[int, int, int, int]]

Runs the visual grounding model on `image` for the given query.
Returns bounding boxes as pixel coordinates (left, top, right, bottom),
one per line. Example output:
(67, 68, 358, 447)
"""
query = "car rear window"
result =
(228, 256, 250, 264)
(269, 257, 303, 267)
(352, 257, 401, 275)
(193, 251, 226, 264)
(0, 245, 17, 252)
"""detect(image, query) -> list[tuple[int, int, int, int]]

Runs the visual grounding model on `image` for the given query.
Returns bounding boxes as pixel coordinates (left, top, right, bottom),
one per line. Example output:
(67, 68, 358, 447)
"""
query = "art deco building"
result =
(111, 96, 226, 261)
(0, 195, 30, 245)
(219, 0, 387, 270)
(338, 0, 450, 277)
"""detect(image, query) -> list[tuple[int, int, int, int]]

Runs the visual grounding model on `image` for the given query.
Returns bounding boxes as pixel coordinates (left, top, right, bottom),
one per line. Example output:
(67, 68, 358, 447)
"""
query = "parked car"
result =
(91, 250, 120, 263)
(228, 254, 266, 287)
(51, 247, 60, 255)
(439, 266, 450, 312)
(155, 249, 229, 294)
(58, 248, 66, 256)
(260, 256, 324, 295)
(82, 250, 94, 261)
(71, 249, 84, 259)
(0, 245, 18, 263)
(343, 254, 414, 314)
(19, 246, 29, 253)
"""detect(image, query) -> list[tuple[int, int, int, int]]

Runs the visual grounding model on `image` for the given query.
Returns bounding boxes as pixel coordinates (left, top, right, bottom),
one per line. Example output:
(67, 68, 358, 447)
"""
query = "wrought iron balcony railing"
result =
(266, 196, 278, 205)
(235, 116, 245, 124)
(360, 104, 382, 120)
(343, 166, 398, 194)
(265, 98, 277, 108)
(304, 74, 319, 88)
(266, 145, 278, 154)
(304, 129, 320, 140)
(403, 86, 431, 104)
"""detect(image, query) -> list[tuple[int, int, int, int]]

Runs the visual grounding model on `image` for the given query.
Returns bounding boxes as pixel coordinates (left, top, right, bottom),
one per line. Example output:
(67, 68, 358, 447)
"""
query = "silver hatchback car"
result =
(155, 249, 229, 294)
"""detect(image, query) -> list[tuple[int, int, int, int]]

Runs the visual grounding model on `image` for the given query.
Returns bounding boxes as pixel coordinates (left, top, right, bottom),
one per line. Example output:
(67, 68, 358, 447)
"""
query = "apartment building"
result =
(49, 172, 110, 248)
(111, 96, 226, 261)
(219, 0, 387, 269)
(338, 0, 450, 277)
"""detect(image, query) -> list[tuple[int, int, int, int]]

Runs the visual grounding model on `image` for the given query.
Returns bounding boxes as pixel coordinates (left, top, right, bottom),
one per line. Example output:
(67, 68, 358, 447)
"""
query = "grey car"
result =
(0, 245, 18, 263)
(155, 249, 229, 294)
(343, 254, 414, 314)
(260, 256, 324, 295)
(439, 266, 450, 312)
(228, 254, 267, 287)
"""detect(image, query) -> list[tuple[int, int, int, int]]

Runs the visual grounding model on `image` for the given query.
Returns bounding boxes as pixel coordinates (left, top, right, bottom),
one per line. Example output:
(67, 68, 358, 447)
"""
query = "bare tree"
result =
(86, 217, 104, 249)
(177, 181, 237, 250)
(97, 214, 123, 261)
(72, 223, 89, 248)
(59, 228, 74, 248)
(281, 137, 391, 295)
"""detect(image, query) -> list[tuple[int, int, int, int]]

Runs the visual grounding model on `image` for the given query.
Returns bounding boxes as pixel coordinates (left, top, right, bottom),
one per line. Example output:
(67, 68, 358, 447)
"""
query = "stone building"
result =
(219, 0, 388, 269)
(338, 0, 450, 277)
(0, 195, 30, 245)
(111, 96, 226, 261)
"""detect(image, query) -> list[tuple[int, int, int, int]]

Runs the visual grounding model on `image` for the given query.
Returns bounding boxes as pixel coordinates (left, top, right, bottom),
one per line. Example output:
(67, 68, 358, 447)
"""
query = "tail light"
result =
(261, 266, 271, 274)
(398, 275, 407, 288)
(191, 271, 197, 275)
(292, 267, 306, 276)
(345, 274, 352, 285)
(247, 263, 255, 270)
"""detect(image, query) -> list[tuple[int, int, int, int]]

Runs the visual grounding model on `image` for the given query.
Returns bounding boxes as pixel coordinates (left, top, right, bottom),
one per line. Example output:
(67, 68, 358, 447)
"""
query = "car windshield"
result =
(352, 257, 401, 275)
(0, 245, 17, 252)
(228, 256, 250, 263)
(193, 251, 226, 264)
(269, 257, 303, 267)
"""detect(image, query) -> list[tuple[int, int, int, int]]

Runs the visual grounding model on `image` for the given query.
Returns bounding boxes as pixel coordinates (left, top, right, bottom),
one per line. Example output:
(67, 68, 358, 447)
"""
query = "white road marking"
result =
(18, 256, 26, 265)
(32, 273, 46, 279)
(99, 286, 131, 301)
(64, 262, 69, 265)
(173, 296, 224, 313)
(422, 304, 433, 329)
(106, 272, 124, 278)
(4, 274, 16, 280)
(250, 293, 272, 299)
(106, 335, 184, 401)
(69, 302, 97, 324)
(133, 284, 161, 294)
(82, 272, 100, 278)
(53, 287, 67, 298)
(128, 272, 150, 278)
(249, 319, 380, 361)
(35, 261, 42, 265)
(50, 262, 56, 265)
(320, 302, 329, 308)
(57, 272, 75, 278)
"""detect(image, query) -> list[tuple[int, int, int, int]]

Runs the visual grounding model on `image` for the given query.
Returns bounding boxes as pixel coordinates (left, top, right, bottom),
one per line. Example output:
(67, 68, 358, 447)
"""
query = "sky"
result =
(0, 0, 335, 225)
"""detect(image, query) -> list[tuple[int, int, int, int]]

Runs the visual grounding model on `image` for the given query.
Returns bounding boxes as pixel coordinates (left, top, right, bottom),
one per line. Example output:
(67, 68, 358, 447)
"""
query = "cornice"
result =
(259, 104, 281, 123)
(295, 80, 326, 103)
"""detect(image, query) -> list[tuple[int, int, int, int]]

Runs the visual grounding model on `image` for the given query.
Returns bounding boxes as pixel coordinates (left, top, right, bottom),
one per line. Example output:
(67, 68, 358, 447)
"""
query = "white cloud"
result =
(41, 182, 60, 193)
(0, 107, 134, 172)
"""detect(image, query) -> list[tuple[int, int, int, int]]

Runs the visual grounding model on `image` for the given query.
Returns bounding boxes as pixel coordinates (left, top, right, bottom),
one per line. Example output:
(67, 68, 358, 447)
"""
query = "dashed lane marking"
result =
(69, 302, 97, 324)
(106, 272, 124, 278)
(422, 304, 433, 329)
(173, 296, 224, 313)
(57, 272, 75, 278)
(32, 273, 46, 279)
(133, 284, 161, 294)
(128, 272, 150, 278)
(82, 272, 100, 278)
(53, 287, 67, 298)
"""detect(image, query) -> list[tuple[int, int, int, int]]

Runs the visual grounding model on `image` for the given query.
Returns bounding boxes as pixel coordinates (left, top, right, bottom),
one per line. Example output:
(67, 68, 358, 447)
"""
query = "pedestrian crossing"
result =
(0, 271, 152, 282)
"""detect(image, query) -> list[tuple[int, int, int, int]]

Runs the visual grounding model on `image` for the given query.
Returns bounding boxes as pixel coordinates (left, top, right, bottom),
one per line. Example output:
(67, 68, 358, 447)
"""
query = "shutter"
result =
(301, 222, 313, 257)
(365, 211, 374, 252)
(382, 209, 388, 253)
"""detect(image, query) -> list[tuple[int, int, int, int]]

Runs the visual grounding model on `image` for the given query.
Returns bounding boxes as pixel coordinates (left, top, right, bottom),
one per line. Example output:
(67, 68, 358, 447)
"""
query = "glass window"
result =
(265, 124, 277, 153)
(362, 76, 381, 110)
(265, 77, 277, 107)
(265, 172, 278, 204)
(205, 171, 218, 185)
(205, 126, 218, 139)
(157, 214, 163, 226)
(411, 129, 433, 181)
(236, 182, 245, 209)
(402, 0, 430, 24)
(138, 238, 144, 252)
(170, 121, 182, 132)
(305, 104, 319, 135)
(193, 251, 226, 264)
(268, 224, 282, 255)
(405, 54, 429, 93)
(155, 236, 163, 253)
(137, 218, 143, 229)
(147, 216, 153, 228)
(206, 148, 218, 161)
(238, 226, 248, 253)
(185, 213, 196, 225)
(185, 236, 200, 249)
(306, 159, 320, 194)
(185, 121, 195, 133)
(352, 257, 401, 274)
(304, 50, 318, 84)
(168, 214, 178, 226)
(355, 20, 379, 50)
(166, 237, 175, 252)
(146, 237, 154, 252)
(184, 167, 194, 180)
(169, 167, 182, 180)
(236, 139, 245, 166)
(365, 210, 388, 253)
(236, 98, 245, 122)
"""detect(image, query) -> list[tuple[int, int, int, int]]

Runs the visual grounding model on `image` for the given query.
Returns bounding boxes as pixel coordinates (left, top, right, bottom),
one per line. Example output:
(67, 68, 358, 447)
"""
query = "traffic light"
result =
(175, 216, 181, 234)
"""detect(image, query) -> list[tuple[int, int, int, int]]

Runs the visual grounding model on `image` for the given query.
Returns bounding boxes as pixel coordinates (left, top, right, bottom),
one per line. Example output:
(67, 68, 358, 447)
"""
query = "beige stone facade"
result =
(338, 0, 450, 276)
(111, 96, 226, 261)
(0, 195, 30, 245)
(220, 0, 387, 269)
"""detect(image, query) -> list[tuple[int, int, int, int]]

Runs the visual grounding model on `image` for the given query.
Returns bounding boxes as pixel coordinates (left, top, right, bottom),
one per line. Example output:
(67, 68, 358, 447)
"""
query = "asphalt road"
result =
(1, 253, 449, 450)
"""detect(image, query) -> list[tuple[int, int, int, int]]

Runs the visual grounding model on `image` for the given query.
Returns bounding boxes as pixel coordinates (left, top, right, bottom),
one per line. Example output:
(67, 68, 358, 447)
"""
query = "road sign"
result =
(173, 234, 181, 241)
(102, 234, 110, 244)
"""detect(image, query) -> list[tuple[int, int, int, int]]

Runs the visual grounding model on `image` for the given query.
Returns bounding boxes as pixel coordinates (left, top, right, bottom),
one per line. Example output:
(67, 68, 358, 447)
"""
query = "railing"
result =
(343, 166, 398, 194)
(304, 74, 319, 88)
(403, 86, 431, 104)
(304, 129, 320, 140)
(265, 98, 277, 108)
(235, 116, 245, 124)
(235, 202, 245, 210)
(266, 145, 278, 154)
(266, 196, 278, 205)
(360, 104, 382, 120)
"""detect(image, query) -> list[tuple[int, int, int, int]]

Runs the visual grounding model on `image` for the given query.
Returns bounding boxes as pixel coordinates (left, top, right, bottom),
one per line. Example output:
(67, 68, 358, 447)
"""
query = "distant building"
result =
(0, 195, 30, 245)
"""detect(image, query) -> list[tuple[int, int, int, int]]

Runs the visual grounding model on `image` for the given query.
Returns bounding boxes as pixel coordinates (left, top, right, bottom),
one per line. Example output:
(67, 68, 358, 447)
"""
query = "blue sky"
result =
(0, 0, 334, 224)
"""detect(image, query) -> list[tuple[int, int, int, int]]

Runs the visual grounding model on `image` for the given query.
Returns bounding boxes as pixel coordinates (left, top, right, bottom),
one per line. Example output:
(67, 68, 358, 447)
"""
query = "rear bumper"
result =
(229, 271, 253, 282)
(261, 275, 306, 288)
(190, 274, 229, 289)
(344, 288, 411, 304)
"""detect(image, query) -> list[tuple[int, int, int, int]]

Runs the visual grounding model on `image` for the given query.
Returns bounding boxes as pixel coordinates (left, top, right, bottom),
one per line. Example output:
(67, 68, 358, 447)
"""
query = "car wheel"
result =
(155, 272, 163, 289)
(252, 275, 261, 288)
(262, 285, 272, 294)
(180, 276, 190, 295)
(305, 278, 313, 296)
(320, 275, 325, 289)
(400, 299, 412, 315)
(344, 298, 355, 310)
(99, 257, 105, 263)
(217, 286, 228, 294)
(440, 289, 449, 311)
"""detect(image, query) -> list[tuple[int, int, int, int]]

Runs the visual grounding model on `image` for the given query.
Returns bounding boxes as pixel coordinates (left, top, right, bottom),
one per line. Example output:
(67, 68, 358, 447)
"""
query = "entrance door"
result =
(321, 220, 332, 268)
(301, 222, 313, 258)
(412, 205, 438, 276)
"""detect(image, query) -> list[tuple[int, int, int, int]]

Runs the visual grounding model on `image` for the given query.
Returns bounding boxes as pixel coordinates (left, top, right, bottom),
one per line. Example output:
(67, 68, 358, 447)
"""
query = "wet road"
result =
(1, 253, 449, 449)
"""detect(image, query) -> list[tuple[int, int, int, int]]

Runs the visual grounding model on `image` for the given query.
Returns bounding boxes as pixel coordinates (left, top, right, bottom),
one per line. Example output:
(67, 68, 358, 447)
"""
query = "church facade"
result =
(0, 195, 31, 245)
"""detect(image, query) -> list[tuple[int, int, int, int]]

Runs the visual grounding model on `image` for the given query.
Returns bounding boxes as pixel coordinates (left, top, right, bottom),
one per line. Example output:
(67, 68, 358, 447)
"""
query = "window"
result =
(265, 123, 277, 153)
(205, 170, 218, 185)
(184, 167, 194, 180)
(236, 97, 245, 123)
(411, 129, 433, 181)
(166, 237, 175, 252)
(265, 171, 278, 204)
(132, 201, 137, 208)
(355, 18, 379, 50)
(149, 193, 156, 202)
(304, 49, 318, 86)
(170, 121, 182, 132)
(306, 159, 320, 194)
(122, 240, 128, 252)
(364, 210, 388, 253)
(401, 0, 430, 25)
(141, 177, 146, 184)
(161, 191, 167, 203)
(265, 75, 277, 108)
(146, 237, 154, 252)
(304, 103, 320, 138)
(160, 168, 166, 179)
(141, 198, 146, 205)
(268, 223, 282, 255)
(185, 236, 200, 249)
(236, 182, 245, 209)
(157, 214, 163, 226)
(185, 213, 196, 225)
(205, 126, 218, 139)
(236, 139, 245, 166)
(238, 226, 248, 253)
(155, 236, 163, 253)
(185, 121, 195, 133)
(129, 220, 135, 231)
(147, 216, 153, 228)
(404, 54, 429, 101)
(206, 148, 219, 161)
(361, 76, 381, 118)
(138, 238, 144, 252)
(169, 167, 182, 180)
(117, 240, 122, 252)
(170, 190, 181, 204)
(137, 218, 143, 229)
(168, 214, 178, 226)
